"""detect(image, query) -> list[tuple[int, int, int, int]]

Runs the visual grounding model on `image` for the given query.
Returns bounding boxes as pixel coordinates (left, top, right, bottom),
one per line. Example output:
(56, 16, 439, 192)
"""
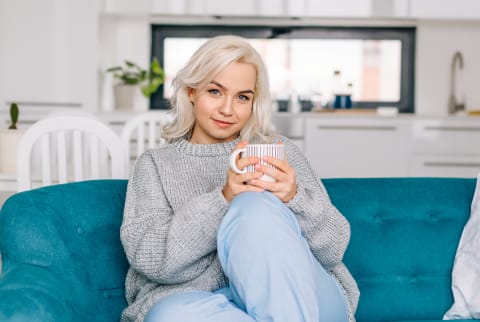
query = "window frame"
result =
(150, 24, 415, 113)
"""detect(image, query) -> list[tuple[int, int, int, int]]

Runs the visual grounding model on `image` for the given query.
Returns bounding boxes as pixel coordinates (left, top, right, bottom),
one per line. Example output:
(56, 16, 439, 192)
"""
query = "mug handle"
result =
(229, 147, 246, 174)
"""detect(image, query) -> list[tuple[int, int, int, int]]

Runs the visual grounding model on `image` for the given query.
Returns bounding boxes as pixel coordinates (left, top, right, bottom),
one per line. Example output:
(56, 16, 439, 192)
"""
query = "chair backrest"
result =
(120, 111, 172, 172)
(17, 116, 127, 191)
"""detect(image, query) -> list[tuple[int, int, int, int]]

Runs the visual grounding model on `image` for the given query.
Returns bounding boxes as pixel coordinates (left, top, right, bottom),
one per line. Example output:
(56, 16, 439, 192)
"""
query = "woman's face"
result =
(188, 62, 256, 144)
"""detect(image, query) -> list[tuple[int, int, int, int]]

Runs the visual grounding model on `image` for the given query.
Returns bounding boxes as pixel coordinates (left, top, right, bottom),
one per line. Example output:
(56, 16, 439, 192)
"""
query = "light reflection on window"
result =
(164, 37, 401, 107)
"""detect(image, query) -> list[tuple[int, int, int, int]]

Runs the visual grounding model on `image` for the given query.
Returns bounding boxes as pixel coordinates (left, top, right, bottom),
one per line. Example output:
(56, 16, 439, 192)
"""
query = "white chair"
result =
(121, 111, 172, 172)
(17, 115, 127, 192)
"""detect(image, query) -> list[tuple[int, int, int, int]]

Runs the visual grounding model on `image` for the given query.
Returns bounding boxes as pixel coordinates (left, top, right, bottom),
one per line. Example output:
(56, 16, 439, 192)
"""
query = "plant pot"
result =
(0, 129, 26, 173)
(113, 84, 138, 110)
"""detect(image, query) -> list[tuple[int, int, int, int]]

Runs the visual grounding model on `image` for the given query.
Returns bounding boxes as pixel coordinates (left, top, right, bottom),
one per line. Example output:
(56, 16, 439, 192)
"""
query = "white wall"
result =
(416, 20, 480, 115)
(0, 0, 98, 113)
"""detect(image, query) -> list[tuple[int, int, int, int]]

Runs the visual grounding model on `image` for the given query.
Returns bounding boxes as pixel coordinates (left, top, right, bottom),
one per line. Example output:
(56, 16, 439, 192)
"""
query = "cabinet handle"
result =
(423, 161, 480, 168)
(424, 126, 480, 132)
(316, 125, 397, 131)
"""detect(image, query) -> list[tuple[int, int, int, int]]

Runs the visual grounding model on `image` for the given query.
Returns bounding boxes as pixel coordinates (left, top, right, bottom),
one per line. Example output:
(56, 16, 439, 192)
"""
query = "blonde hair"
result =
(162, 35, 274, 143)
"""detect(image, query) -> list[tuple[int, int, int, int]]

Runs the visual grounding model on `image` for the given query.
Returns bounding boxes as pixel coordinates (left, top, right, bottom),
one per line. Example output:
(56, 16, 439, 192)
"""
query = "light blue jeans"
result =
(144, 191, 349, 322)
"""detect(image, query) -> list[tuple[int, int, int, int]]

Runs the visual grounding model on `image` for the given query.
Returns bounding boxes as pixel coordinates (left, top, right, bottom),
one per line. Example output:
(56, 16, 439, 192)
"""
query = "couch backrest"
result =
(323, 178, 476, 322)
(0, 179, 129, 321)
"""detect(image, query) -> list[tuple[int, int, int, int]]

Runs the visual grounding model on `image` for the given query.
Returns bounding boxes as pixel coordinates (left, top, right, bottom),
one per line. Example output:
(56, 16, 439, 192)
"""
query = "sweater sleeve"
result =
(280, 137, 351, 268)
(120, 150, 229, 284)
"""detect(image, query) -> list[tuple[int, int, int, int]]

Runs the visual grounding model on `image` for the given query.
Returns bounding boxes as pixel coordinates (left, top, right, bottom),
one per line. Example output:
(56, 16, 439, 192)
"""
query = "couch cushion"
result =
(0, 180, 129, 321)
(323, 178, 476, 322)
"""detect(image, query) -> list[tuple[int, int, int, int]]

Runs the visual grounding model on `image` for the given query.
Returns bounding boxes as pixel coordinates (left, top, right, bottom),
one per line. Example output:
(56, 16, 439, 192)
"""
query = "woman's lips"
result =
(213, 119, 234, 128)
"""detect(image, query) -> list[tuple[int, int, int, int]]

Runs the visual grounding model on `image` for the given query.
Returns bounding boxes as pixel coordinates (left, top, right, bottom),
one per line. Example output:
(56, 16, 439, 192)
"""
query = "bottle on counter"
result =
(331, 70, 353, 109)
(331, 70, 344, 109)
(344, 83, 353, 109)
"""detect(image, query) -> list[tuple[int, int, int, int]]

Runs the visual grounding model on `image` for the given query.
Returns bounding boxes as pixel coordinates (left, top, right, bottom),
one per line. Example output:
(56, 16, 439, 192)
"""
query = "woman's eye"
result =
(237, 95, 251, 102)
(208, 89, 220, 95)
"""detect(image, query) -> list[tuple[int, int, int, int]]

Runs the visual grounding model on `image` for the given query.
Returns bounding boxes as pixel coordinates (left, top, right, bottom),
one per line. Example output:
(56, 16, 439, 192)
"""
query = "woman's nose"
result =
(218, 97, 234, 115)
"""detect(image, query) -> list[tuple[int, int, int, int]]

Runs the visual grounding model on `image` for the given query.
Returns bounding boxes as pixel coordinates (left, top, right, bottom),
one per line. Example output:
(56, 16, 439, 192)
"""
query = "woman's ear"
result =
(187, 87, 195, 104)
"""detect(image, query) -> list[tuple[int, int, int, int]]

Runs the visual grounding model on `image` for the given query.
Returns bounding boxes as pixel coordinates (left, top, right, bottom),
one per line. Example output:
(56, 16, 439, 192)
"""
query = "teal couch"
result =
(0, 178, 476, 322)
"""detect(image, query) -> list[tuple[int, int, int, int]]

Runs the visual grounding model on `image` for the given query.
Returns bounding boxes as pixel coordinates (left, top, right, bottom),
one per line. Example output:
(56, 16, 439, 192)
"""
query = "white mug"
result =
(229, 144, 285, 182)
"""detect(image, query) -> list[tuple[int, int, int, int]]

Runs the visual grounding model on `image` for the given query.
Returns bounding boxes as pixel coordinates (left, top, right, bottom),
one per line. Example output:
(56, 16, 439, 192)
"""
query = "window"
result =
(151, 25, 415, 113)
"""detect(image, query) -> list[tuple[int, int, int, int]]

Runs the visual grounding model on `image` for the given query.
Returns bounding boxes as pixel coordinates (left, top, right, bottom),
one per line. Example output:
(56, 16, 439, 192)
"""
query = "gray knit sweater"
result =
(120, 135, 359, 322)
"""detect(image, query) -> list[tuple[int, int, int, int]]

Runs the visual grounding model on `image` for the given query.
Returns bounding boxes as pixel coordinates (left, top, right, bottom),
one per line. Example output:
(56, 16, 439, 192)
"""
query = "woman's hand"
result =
(250, 148, 297, 203)
(222, 141, 265, 202)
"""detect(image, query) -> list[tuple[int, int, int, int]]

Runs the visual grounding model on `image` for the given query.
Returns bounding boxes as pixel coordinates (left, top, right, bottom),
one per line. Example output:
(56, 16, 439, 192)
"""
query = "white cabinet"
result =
(204, 0, 257, 16)
(409, 155, 480, 178)
(0, 0, 98, 113)
(204, 0, 298, 17)
(410, 0, 480, 19)
(272, 113, 305, 151)
(304, 117, 411, 178)
(409, 119, 480, 177)
(102, 0, 412, 18)
(102, 0, 480, 19)
(299, 116, 480, 179)
(305, 0, 371, 18)
(370, 0, 410, 18)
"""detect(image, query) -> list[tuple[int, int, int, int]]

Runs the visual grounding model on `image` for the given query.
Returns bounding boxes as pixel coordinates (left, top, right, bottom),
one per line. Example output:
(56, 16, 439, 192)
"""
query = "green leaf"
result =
(151, 58, 163, 75)
(107, 58, 164, 90)
(122, 76, 140, 85)
(140, 86, 150, 97)
(125, 60, 136, 68)
(9, 102, 19, 129)
(106, 66, 122, 73)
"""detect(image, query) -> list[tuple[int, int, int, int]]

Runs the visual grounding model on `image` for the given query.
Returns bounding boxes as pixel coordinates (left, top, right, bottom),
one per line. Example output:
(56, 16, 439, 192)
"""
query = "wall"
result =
(0, 0, 98, 114)
(416, 20, 480, 115)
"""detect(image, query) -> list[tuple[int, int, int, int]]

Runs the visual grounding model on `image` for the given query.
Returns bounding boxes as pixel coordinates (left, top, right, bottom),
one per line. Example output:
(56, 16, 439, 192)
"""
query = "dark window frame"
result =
(150, 24, 415, 113)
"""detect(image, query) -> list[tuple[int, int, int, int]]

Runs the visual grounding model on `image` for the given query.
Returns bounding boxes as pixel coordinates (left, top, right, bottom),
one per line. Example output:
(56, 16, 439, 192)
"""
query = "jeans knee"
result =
(144, 292, 211, 322)
(229, 192, 280, 222)
(219, 192, 300, 249)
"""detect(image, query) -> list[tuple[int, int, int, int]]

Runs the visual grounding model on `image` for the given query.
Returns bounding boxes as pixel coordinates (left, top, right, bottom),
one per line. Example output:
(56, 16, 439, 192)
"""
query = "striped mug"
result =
(229, 144, 285, 182)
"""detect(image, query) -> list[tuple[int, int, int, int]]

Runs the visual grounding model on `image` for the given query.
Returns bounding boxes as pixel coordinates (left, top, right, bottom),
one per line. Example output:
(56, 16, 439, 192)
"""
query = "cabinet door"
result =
(409, 119, 480, 177)
(305, 118, 410, 178)
(411, 119, 480, 155)
(305, 0, 371, 17)
(409, 154, 480, 178)
(204, 0, 257, 16)
(410, 0, 480, 19)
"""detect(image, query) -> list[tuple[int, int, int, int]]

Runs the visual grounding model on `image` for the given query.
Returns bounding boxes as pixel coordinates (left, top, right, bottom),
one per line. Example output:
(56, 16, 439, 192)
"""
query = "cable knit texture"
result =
(120, 135, 359, 322)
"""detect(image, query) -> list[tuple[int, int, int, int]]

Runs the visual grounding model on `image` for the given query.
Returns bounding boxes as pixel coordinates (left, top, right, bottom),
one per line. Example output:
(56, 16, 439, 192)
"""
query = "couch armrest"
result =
(0, 264, 80, 322)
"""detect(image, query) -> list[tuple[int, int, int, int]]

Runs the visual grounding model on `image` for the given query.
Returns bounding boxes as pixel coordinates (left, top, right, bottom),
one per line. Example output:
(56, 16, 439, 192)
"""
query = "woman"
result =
(120, 35, 359, 322)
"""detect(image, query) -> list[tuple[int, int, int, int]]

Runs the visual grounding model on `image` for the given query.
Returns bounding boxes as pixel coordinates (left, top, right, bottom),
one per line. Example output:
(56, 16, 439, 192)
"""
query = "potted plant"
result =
(0, 103, 25, 173)
(106, 58, 165, 110)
